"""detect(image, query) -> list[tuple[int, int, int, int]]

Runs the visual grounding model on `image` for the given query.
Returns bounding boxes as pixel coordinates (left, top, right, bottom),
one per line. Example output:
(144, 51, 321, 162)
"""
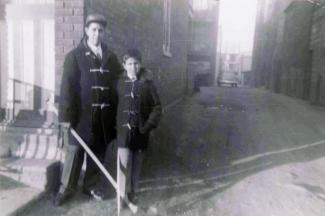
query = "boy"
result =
(117, 49, 161, 204)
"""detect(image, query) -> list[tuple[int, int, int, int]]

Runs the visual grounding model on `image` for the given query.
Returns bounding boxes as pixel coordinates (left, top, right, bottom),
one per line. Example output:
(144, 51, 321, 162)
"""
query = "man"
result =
(54, 14, 122, 206)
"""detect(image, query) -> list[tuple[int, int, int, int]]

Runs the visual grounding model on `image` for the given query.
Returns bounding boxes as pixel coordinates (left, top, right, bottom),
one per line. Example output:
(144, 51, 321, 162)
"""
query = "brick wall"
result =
(310, 3, 325, 105)
(187, 2, 219, 92)
(251, 0, 325, 105)
(0, 3, 3, 120)
(55, 0, 84, 97)
(252, 0, 277, 88)
(0, 3, 4, 20)
(281, 1, 313, 99)
(252, 0, 316, 101)
(251, 0, 294, 88)
(55, 0, 189, 106)
(84, 0, 189, 106)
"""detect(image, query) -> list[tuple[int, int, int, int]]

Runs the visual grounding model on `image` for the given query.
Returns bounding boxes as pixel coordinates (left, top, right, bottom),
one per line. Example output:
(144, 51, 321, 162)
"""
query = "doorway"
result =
(0, 0, 55, 127)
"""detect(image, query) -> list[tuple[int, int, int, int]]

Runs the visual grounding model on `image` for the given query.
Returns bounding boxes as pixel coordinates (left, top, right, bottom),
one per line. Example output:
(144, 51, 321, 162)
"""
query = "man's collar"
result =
(127, 75, 137, 82)
(81, 38, 111, 66)
(87, 40, 102, 54)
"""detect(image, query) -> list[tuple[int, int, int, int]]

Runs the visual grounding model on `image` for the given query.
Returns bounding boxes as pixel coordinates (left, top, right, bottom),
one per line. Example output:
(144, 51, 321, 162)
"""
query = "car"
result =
(217, 73, 239, 87)
(218, 79, 238, 87)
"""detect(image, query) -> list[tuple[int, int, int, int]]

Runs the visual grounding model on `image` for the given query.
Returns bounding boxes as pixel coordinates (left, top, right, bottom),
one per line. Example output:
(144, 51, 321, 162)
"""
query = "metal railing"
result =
(3, 78, 56, 124)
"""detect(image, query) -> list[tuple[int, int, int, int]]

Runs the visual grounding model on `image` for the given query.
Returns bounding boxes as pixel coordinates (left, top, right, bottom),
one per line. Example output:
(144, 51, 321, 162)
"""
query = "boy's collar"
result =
(123, 68, 147, 82)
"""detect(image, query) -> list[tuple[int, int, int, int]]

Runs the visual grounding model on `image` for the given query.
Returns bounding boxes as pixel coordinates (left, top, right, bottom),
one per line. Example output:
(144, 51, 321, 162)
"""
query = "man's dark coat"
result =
(59, 38, 121, 146)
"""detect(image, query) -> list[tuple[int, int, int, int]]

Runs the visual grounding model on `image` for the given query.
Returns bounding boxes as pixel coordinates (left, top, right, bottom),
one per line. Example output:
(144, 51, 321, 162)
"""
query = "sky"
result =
(219, 0, 258, 54)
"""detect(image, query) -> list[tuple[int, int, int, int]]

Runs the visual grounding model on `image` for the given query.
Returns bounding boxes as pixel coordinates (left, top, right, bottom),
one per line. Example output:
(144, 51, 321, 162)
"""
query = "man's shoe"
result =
(53, 192, 72, 207)
(127, 192, 138, 205)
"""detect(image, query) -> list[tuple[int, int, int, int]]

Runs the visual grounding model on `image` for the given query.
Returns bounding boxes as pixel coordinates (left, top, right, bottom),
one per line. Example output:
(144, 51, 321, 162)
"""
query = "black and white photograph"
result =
(1, 0, 325, 215)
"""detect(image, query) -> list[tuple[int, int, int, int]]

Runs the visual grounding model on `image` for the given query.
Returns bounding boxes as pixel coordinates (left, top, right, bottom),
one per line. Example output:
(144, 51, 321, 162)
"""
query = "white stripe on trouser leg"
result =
(118, 148, 129, 199)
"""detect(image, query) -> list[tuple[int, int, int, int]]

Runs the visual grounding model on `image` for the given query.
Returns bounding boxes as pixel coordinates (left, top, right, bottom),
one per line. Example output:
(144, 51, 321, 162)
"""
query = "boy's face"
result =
(123, 57, 141, 81)
(85, 22, 104, 46)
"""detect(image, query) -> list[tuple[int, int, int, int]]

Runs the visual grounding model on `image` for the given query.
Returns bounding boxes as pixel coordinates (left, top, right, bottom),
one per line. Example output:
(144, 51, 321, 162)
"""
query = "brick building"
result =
(251, 0, 325, 103)
(187, 0, 219, 92)
(309, 2, 325, 105)
(55, 0, 191, 107)
(251, 0, 294, 89)
(0, 0, 209, 189)
(280, 1, 314, 99)
(220, 53, 252, 85)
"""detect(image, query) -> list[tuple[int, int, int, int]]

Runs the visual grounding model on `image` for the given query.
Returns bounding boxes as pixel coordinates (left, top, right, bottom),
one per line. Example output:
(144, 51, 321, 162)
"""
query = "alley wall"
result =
(251, 0, 325, 105)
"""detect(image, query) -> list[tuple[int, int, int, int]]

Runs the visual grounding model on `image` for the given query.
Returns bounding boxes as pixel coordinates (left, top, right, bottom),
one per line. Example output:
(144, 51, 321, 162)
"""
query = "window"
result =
(263, 0, 271, 23)
(192, 0, 208, 11)
(163, 0, 172, 57)
(1, 1, 54, 122)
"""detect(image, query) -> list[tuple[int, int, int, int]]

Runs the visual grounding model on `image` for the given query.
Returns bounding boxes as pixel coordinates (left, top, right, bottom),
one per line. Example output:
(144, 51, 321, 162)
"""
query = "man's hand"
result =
(60, 122, 71, 131)
(59, 122, 71, 148)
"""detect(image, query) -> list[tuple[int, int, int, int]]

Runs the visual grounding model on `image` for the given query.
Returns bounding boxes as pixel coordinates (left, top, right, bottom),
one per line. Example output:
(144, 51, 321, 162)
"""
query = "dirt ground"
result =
(20, 86, 325, 216)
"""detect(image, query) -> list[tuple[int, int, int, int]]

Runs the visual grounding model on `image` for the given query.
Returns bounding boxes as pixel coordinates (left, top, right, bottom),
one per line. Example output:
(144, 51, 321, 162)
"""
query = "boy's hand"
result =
(139, 125, 150, 134)
(111, 127, 117, 140)
(139, 128, 146, 134)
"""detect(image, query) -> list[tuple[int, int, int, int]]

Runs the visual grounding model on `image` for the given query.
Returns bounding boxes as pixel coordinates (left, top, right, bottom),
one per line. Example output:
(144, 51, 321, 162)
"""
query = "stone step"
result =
(0, 126, 62, 160)
(0, 158, 61, 191)
(13, 134, 61, 160)
(0, 181, 44, 216)
(0, 125, 58, 135)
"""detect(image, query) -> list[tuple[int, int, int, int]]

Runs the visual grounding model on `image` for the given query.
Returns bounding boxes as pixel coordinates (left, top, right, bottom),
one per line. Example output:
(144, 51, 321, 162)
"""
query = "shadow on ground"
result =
(137, 87, 325, 214)
(17, 87, 325, 215)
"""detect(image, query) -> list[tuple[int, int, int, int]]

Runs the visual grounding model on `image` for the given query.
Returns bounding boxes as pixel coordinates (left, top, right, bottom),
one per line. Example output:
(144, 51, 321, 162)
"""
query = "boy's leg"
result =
(128, 150, 144, 203)
(126, 150, 133, 194)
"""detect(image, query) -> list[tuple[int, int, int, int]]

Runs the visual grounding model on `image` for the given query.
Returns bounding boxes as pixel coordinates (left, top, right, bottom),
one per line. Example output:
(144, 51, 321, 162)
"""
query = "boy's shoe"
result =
(127, 192, 138, 205)
(82, 188, 107, 201)
(53, 192, 73, 207)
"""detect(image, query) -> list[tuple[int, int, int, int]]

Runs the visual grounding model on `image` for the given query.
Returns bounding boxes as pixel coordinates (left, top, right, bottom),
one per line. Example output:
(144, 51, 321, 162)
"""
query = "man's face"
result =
(123, 57, 141, 81)
(85, 22, 104, 46)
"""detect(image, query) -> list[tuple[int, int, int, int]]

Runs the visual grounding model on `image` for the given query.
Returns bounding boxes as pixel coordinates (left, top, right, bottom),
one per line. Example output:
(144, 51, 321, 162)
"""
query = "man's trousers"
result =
(58, 129, 113, 194)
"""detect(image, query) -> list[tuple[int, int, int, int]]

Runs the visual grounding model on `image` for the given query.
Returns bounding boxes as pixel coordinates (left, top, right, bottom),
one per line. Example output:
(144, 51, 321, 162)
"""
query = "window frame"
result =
(163, 0, 172, 57)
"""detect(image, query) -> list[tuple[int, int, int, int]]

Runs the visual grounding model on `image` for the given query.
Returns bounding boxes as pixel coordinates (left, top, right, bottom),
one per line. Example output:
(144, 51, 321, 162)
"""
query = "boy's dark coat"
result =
(117, 69, 162, 151)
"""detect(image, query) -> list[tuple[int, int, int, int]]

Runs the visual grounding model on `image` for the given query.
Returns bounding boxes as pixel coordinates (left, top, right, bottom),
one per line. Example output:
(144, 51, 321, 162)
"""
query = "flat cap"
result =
(85, 14, 107, 27)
